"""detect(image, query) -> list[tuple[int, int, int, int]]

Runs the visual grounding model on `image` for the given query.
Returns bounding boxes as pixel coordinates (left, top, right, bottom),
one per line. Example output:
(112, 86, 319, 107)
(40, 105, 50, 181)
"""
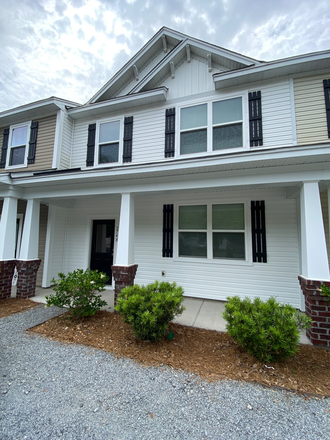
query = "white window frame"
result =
(94, 116, 124, 167)
(176, 93, 249, 159)
(174, 200, 252, 266)
(6, 121, 31, 170)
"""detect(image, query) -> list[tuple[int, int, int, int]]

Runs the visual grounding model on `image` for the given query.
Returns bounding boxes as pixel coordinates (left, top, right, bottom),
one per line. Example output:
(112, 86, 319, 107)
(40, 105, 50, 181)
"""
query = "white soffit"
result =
(214, 51, 330, 89)
(67, 88, 168, 119)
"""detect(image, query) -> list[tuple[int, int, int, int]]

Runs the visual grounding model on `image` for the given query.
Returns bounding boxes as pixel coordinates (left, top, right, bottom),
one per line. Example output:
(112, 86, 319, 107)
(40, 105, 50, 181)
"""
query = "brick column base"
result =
(111, 264, 138, 306)
(0, 260, 16, 299)
(298, 276, 330, 347)
(16, 260, 41, 298)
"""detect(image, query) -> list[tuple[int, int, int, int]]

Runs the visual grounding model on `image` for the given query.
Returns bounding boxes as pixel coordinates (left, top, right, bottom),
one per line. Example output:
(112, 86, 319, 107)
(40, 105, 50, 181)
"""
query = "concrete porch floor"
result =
(28, 286, 311, 345)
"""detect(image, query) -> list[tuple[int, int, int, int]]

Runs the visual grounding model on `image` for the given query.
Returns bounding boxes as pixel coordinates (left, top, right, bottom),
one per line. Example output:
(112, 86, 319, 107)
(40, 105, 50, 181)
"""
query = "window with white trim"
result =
(179, 96, 244, 156)
(7, 122, 30, 168)
(97, 120, 121, 164)
(178, 203, 246, 260)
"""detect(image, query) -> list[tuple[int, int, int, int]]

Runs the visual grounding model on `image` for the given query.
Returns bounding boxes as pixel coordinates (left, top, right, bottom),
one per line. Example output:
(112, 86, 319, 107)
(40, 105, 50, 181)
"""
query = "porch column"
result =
(111, 193, 138, 305)
(0, 197, 18, 299)
(298, 182, 330, 347)
(16, 199, 41, 298)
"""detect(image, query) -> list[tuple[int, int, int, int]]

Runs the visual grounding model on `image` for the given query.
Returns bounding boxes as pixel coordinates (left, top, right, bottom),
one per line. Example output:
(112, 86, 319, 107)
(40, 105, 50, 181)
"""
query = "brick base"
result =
(298, 276, 330, 347)
(16, 260, 41, 298)
(0, 260, 16, 299)
(111, 264, 138, 306)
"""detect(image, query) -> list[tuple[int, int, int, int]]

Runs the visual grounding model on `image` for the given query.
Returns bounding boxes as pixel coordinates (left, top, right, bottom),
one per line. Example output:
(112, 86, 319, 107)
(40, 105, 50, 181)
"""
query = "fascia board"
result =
(87, 28, 184, 105)
(0, 97, 81, 128)
(214, 51, 330, 89)
(8, 144, 330, 188)
(67, 87, 168, 119)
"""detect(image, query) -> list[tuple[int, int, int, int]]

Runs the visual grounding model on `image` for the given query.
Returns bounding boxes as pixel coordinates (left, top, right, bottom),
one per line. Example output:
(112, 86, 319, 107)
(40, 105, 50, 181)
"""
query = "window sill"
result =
(173, 256, 253, 266)
(5, 164, 27, 171)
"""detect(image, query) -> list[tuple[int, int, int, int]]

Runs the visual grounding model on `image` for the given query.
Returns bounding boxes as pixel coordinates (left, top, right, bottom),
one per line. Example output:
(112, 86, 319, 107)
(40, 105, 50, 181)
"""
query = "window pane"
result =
(179, 205, 207, 229)
(213, 97, 242, 125)
(95, 224, 112, 253)
(179, 232, 207, 258)
(180, 129, 207, 154)
(213, 123, 242, 150)
(212, 204, 244, 230)
(99, 121, 120, 143)
(213, 232, 245, 259)
(99, 143, 119, 163)
(180, 104, 207, 130)
(10, 146, 25, 166)
(11, 126, 28, 146)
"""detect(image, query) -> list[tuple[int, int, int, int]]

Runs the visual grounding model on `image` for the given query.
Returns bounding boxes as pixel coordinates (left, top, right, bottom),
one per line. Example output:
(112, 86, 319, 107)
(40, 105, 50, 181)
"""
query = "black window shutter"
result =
(162, 204, 173, 257)
(0, 128, 9, 169)
(249, 91, 263, 147)
(123, 116, 133, 163)
(323, 79, 330, 138)
(86, 123, 96, 167)
(251, 200, 267, 263)
(27, 121, 39, 164)
(165, 108, 175, 158)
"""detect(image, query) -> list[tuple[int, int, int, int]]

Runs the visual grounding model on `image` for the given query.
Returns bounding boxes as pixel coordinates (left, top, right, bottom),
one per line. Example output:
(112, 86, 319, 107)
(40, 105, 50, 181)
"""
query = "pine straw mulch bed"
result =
(0, 297, 41, 318)
(28, 309, 330, 398)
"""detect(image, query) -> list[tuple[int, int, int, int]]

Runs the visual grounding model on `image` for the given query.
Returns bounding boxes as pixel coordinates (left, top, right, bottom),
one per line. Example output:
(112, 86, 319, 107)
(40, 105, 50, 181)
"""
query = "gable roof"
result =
(88, 27, 261, 104)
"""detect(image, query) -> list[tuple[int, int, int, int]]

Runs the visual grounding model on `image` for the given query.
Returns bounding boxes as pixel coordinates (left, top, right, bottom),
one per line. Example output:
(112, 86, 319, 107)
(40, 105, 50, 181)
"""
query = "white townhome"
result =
(1, 27, 330, 345)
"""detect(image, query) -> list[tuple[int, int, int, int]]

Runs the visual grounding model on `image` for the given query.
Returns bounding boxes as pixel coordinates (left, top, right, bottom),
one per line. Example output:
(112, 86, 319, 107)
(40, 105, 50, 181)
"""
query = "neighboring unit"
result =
(1, 27, 330, 346)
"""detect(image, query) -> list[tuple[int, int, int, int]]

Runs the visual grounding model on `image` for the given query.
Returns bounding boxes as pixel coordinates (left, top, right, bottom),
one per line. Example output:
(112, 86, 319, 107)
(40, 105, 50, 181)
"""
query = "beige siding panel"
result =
(28, 115, 56, 171)
(60, 112, 73, 169)
(294, 74, 330, 145)
(36, 204, 48, 286)
(321, 190, 330, 267)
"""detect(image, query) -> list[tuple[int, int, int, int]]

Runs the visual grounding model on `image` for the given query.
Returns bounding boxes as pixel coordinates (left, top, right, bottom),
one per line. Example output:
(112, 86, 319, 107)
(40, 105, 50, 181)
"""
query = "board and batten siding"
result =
(49, 206, 68, 281)
(59, 112, 74, 169)
(0, 114, 57, 173)
(134, 188, 301, 308)
(36, 204, 48, 286)
(294, 74, 330, 145)
(257, 80, 294, 148)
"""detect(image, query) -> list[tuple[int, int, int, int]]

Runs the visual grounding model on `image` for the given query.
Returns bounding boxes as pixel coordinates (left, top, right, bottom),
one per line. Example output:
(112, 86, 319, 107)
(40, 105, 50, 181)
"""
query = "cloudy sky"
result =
(1, 0, 329, 112)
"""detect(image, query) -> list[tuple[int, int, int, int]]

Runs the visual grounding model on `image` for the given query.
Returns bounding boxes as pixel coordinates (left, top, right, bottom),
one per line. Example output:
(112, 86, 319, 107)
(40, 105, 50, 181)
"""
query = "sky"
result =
(1, 0, 330, 112)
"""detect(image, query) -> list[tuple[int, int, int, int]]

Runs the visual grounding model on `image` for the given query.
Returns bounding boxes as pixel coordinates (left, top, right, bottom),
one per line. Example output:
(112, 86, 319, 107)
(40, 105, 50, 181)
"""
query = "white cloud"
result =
(0, 0, 329, 111)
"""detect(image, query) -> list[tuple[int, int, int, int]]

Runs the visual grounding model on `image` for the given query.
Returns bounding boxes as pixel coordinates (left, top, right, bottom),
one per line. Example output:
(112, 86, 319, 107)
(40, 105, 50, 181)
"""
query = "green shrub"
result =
(320, 284, 330, 304)
(223, 296, 312, 363)
(115, 281, 185, 341)
(46, 269, 108, 319)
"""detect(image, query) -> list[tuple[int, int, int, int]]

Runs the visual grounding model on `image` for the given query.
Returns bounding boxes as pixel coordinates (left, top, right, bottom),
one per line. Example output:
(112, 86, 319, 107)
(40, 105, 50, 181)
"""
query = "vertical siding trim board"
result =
(323, 79, 330, 138)
(251, 200, 267, 263)
(249, 91, 263, 147)
(123, 116, 133, 163)
(0, 128, 9, 168)
(53, 110, 64, 169)
(162, 204, 173, 257)
(86, 123, 96, 167)
(165, 108, 175, 158)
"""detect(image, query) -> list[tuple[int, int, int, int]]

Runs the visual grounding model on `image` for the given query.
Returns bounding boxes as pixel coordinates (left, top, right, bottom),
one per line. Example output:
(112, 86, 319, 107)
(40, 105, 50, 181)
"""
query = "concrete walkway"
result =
(29, 286, 311, 344)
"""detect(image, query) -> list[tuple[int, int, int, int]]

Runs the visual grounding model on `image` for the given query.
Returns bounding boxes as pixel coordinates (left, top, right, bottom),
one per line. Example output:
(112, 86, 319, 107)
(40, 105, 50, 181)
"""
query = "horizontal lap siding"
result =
(60, 113, 73, 169)
(63, 196, 121, 273)
(294, 74, 329, 145)
(27, 115, 56, 171)
(71, 120, 89, 168)
(259, 80, 293, 147)
(134, 188, 301, 308)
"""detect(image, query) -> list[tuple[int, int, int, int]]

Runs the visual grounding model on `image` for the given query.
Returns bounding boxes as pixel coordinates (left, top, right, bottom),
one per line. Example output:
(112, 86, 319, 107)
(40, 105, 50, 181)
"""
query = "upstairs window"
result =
(179, 96, 244, 156)
(8, 123, 30, 167)
(98, 120, 120, 164)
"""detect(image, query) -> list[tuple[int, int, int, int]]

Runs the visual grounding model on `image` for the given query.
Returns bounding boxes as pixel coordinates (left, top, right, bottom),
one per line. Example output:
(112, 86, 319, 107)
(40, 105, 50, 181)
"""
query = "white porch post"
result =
(16, 199, 41, 298)
(19, 199, 40, 260)
(115, 193, 135, 266)
(0, 196, 18, 260)
(300, 182, 330, 280)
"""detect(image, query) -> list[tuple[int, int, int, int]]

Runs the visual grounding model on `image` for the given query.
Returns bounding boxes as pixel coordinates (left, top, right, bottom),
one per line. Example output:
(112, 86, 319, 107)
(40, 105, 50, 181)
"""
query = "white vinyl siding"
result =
(321, 189, 330, 267)
(257, 80, 293, 148)
(60, 112, 74, 169)
(36, 204, 48, 286)
(49, 206, 68, 281)
(294, 74, 330, 145)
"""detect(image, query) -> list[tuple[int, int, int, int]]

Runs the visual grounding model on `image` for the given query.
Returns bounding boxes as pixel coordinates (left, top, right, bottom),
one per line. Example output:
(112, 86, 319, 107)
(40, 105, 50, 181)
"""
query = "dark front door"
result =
(90, 220, 115, 284)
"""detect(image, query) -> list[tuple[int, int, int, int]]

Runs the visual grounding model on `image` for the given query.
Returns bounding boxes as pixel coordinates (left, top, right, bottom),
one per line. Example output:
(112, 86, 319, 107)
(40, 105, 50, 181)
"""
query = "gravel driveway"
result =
(1, 305, 329, 440)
